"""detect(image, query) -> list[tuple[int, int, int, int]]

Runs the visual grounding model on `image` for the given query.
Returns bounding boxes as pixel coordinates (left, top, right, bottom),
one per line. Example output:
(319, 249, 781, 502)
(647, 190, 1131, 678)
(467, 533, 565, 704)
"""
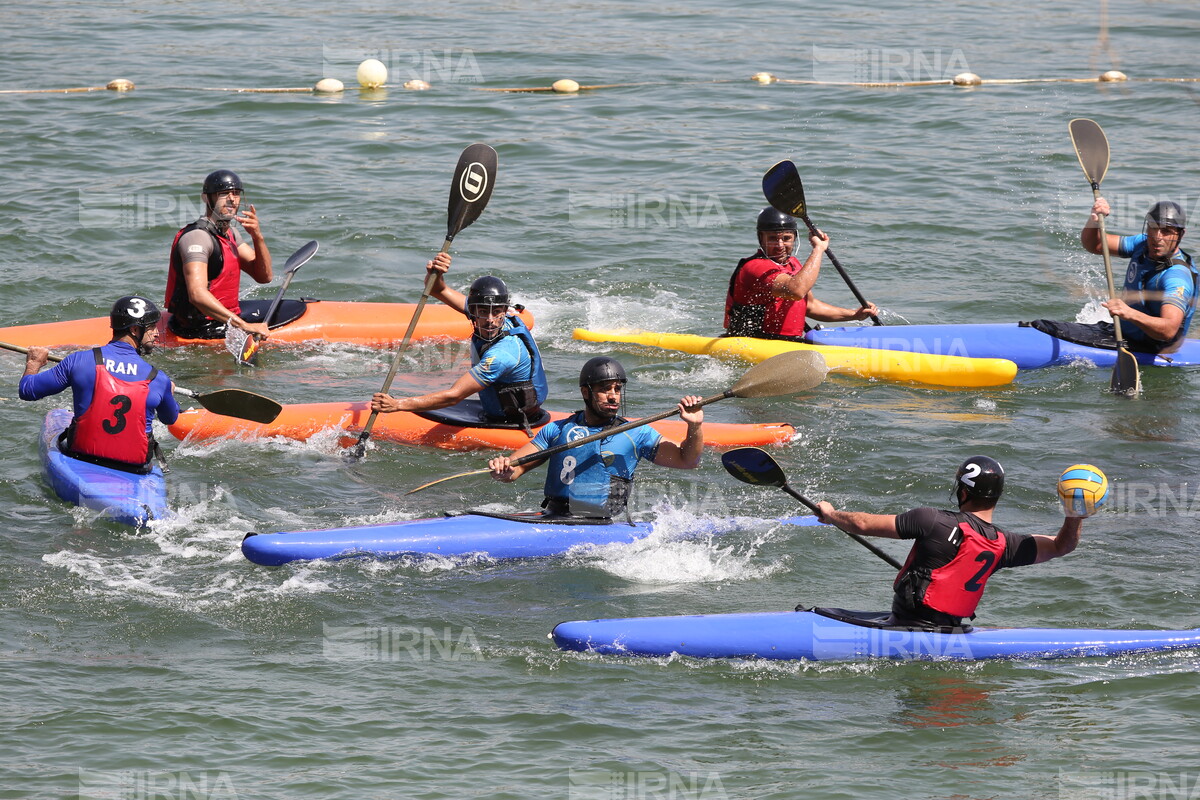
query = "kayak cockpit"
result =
(806, 606, 974, 635)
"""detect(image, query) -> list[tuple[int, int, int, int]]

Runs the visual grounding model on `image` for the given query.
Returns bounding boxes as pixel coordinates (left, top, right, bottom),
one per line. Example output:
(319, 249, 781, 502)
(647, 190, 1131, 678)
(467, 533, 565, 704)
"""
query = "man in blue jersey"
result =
(20, 296, 180, 473)
(1026, 200, 1197, 353)
(370, 253, 548, 432)
(487, 357, 704, 519)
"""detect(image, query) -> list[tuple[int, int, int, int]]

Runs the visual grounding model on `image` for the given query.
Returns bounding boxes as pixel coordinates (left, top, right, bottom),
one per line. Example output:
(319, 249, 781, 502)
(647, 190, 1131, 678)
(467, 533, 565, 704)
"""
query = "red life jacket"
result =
(895, 516, 1008, 619)
(165, 219, 242, 325)
(66, 348, 157, 470)
(724, 252, 808, 338)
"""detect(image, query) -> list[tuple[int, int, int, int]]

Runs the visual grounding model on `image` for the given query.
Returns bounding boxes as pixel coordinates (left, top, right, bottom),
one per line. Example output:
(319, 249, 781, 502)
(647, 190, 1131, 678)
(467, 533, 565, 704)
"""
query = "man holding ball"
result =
(815, 457, 1105, 631)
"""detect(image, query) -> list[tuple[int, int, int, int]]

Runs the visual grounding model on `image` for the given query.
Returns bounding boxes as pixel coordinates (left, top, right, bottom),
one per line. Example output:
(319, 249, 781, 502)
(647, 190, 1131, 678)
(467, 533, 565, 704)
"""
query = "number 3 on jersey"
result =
(559, 455, 577, 485)
(102, 394, 133, 435)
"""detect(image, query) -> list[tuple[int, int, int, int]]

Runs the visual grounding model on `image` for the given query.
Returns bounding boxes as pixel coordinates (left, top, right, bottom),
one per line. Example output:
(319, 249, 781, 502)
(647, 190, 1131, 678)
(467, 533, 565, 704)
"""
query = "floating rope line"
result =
(2, 71, 1197, 97)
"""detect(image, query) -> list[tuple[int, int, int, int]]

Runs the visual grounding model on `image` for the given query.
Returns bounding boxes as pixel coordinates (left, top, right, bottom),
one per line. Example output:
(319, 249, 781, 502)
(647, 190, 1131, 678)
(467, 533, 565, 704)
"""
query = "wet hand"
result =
(25, 346, 49, 371)
(371, 392, 402, 413)
(1091, 197, 1110, 219)
(1102, 298, 1133, 320)
(488, 456, 516, 481)
(852, 301, 879, 320)
(815, 501, 836, 524)
(427, 251, 452, 275)
(236, 204, 262, 237)
(678, 395, 704, 425)
(809, 228, 830, 251)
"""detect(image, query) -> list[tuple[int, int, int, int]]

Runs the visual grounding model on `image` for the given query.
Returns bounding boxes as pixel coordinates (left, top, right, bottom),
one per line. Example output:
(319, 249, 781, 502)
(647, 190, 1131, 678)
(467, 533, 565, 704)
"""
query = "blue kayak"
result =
(805, 323, 1200, 370)
(39, 409, 168, 527)
(242, 512, 820, 566)
(551, 607, 1200, 662)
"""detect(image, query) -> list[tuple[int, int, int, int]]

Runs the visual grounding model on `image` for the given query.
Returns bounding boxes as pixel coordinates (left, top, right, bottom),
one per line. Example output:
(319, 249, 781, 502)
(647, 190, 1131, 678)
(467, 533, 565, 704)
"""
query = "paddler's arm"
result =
(1080, 196, 1123, 255)
(651, 396, 704, 469)
(1103, 297, 1185, 342)
(1029, 516, 1083, 564)
(180, 260, 271, 340)
(234, 204, 273, 284)
(815, 502, 900, 538)
(422, 253, 466, 313)
(768, 230, 828, 301)
(806, 295, 880, 323)
(488, 441, 545, 483)
(370, 370, 484, 414)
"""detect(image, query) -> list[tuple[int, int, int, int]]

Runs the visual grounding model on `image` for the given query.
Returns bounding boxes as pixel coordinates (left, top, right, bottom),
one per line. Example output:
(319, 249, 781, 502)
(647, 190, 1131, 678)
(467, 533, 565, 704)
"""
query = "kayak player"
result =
(164, 169, 273, 340)
(487, 357, 703, 519)
(371, 253, 549, 433)
(814, 457, 1085, 631)
(724, 208, 878, 340)
(1024, 199, 1198, 353)
(19, 296, 180, 474)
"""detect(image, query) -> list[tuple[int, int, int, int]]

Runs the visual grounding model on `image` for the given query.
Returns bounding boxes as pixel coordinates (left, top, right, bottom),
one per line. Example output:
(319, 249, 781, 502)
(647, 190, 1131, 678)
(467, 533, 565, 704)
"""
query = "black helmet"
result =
(756, 207, 799, 232)
(952, 456, 1005, 505)
(579, 356, 627, 387)
(202, 169, 243, 196)
(1146, 200, 1186, 232)
(110, 295, 161, 333)
(466, 276, 509, 311)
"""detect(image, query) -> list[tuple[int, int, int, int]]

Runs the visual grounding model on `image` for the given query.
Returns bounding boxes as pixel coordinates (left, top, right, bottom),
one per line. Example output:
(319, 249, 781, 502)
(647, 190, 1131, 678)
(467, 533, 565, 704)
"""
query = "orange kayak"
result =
(0, 300, 534, 349)
(168, 401, 796, 451)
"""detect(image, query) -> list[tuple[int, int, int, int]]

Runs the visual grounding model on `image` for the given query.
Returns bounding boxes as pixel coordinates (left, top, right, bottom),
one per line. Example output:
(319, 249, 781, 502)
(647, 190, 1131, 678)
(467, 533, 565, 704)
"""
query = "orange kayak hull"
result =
(168, 402, 796, 451)
(0, 302, 534, 349)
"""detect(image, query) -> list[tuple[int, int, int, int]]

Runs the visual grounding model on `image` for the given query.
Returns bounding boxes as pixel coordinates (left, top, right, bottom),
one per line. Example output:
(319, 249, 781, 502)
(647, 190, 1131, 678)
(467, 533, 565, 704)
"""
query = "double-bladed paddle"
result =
(721, 446, 902, 569)
(347, 143, 499, 461)
(405, 350, 829, 495)
(228, 239, 320, 366)
(762, 160, 882, 326)
(1, 341, 283, 424)
(1068, 118, 1140, 396)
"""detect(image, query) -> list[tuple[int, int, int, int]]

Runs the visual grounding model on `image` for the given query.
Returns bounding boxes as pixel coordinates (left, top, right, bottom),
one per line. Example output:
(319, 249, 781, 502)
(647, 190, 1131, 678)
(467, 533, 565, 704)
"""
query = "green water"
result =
(2, 1, 1198, 798)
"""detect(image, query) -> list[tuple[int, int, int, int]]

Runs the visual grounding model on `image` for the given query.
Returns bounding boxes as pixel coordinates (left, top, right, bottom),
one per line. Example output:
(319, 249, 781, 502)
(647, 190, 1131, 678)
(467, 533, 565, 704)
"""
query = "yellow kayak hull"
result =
(573, 329, 1017, 388)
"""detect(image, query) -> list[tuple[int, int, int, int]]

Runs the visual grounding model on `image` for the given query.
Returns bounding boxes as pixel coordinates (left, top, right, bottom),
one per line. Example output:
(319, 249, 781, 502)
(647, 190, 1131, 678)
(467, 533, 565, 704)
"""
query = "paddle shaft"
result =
(1089, 185, 1129, 347)
(776, 481, 903, 570)
(797, 212, 882, 326)
(7, 341, 206, 403)
(350, 240, 451, 454)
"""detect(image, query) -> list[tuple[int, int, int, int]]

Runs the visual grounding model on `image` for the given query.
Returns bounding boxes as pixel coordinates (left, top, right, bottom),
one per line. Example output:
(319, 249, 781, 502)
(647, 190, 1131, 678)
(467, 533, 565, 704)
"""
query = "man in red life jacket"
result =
(724, 208, 878, 340)
(815, 457, 1084, 630)
(20, 296, 180, 474)
(164, 169, 273, 340)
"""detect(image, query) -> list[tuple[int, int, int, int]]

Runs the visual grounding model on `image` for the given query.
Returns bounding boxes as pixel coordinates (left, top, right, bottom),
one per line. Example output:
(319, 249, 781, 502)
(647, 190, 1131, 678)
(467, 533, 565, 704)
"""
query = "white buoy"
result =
(356, 59, 388, 89)
(314, 78, 345, 93)
(953, 72, 982, 86)
(403, 79, 431, 90)
(106, 79, 135, 91)
(751, 72, 776, 84)
(552, 78, 580, 93)
(1099, 70, 1128, 82)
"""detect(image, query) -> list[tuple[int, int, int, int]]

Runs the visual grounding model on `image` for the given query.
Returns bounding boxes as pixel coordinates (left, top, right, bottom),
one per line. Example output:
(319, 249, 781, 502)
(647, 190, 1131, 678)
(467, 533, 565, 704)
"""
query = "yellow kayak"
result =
(572, 329, 1017, 388)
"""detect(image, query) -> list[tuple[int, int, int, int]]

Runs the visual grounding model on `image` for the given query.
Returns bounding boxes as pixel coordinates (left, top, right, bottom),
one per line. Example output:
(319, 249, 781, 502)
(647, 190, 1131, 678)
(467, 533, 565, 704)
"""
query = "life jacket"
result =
(165, 218, 241, 331)
(474, 316, 548, 432)
(1127, 249, 1199, 350)
(63, 348, 157, 473)
(541, 413, 635, 521)
(894, 512, 1008, 620)
(724, 253, 808, 338)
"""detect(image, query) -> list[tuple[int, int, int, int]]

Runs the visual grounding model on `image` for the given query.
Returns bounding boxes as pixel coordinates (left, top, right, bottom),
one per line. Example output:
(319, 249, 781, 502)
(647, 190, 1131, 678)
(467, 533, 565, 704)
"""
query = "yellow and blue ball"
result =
(1057, 464, 1109, 517)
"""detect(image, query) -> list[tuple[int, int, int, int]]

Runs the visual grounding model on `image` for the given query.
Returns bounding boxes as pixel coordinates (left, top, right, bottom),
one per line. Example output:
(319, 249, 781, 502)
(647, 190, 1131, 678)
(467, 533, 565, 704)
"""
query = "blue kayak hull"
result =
(551, 610, 1200, 662)
(242, 513, 820, 566)
(805, 323, 1200, 370)
(39, 409, 168, 527)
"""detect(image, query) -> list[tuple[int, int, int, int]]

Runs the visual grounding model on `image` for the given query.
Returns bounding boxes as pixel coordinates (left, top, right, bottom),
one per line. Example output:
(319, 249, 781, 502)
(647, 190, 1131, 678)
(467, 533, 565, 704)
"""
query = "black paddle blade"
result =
(1069, 118, 1109, 189)
(446, 143, 498, 241)
(762, 160, 807, 218)
(283, 240, 319, 273)
(193, 389, 282, 424)
(1111, 348, 1142, 396)
(721, 447, 787, 488)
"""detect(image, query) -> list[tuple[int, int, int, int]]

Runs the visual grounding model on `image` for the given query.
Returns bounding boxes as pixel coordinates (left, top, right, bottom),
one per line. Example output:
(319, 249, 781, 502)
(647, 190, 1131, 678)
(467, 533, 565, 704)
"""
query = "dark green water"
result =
(2, 1, 1198, 798)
